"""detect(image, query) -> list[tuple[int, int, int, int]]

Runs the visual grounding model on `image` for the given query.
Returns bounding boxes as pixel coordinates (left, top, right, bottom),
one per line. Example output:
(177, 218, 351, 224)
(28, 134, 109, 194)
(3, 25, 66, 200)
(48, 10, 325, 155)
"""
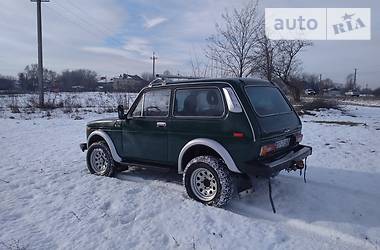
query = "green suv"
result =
(80, 78, 312, 209)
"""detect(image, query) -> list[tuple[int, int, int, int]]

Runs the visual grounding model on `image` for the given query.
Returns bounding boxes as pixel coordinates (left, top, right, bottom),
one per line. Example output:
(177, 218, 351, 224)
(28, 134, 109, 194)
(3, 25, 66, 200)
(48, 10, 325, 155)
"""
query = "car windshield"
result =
(245, 86, 292, 116)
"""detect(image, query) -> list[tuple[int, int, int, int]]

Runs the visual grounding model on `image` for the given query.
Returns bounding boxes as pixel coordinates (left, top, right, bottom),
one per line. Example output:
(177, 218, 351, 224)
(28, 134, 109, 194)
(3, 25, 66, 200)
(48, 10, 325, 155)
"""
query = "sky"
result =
(0, 0, 379, 89)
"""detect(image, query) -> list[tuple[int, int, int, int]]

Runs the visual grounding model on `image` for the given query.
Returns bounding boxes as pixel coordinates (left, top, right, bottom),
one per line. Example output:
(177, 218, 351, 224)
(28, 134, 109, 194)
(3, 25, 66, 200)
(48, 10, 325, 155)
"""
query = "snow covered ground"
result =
(0, 105, 379, 250)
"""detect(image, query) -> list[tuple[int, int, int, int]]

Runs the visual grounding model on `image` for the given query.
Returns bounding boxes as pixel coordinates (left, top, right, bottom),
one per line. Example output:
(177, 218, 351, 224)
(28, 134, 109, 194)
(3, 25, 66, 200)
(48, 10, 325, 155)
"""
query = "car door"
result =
(122, 88, 171, 164)
(168, 86, 229, 164)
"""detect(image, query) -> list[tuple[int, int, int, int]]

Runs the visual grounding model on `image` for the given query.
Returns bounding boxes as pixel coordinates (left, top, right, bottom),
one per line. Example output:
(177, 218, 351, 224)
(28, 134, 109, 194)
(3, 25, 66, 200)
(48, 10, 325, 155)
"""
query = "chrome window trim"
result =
(227, 84, 256, 142)
(222, 87, 242, 113)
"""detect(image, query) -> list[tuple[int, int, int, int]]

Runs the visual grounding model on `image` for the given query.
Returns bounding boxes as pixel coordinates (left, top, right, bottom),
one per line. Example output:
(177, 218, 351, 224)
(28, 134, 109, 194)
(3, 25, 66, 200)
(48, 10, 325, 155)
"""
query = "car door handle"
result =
(156, 122, 167, 128)
(114, 121, 122, 127)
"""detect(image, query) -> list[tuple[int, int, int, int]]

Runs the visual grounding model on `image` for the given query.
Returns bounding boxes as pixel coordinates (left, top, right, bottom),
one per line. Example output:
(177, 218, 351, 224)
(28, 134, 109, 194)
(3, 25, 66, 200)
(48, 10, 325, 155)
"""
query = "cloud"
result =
(0, 0, 379, 88)
(82, 47, 131, 58)
(123, 38, 153, 57)
(82, 37, 153, 63)
(0, 0, 128, 74)
(143, 16, 168, 29)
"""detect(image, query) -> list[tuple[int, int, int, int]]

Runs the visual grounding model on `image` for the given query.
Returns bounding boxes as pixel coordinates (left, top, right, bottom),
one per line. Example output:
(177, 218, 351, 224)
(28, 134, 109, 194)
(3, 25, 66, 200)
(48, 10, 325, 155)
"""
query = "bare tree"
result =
(163, 70, 171, 76)
(254, 33, 275, 82)
(0, 75, 16, 91)
(18, 64, 58, 91)
(254, 36, 312, 102)
(191, 52, 210, 78)
(140, 72, 154, 82)
(206, 1, 261, 77)
(320, 78, 335, 91)
(205, 0, 312, 102)
(272, 40, 312, 102)
(58, 69, 97, 91)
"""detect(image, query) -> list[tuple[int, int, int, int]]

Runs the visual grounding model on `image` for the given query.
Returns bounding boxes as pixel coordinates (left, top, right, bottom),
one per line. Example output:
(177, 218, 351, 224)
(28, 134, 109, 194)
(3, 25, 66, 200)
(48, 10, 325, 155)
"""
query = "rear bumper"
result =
(80, 143, 87, 152)
(246, 145, 312, 177)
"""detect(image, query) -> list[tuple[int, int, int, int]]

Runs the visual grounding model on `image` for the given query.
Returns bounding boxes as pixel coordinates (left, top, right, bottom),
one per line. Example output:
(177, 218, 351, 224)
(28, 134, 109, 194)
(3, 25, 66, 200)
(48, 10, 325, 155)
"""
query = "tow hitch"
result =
(293, 159, 308, 184)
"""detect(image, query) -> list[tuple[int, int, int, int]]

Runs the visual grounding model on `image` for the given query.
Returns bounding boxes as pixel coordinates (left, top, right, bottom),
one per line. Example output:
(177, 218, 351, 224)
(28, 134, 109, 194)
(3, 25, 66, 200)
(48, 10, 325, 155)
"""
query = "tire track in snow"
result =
(229, 202, 378, 249)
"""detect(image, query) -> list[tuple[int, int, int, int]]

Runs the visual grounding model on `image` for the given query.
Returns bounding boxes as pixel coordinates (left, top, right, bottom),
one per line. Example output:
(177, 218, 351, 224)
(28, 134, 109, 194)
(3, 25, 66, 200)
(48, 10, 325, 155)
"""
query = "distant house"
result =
(96, 77, 114, 92)
(113, 74, 148, 92)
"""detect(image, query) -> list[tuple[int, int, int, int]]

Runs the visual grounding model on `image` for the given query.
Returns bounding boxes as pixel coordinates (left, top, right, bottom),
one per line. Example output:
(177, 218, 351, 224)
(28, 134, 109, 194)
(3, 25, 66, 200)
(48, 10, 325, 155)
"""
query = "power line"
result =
(45, 5, 109, 42)
(43, 5, 131, 71)
(53, 1, 125, 48)
(42, 3, 158, 75)
(46, 4, 125, 50)
(65, 0, 121, 39)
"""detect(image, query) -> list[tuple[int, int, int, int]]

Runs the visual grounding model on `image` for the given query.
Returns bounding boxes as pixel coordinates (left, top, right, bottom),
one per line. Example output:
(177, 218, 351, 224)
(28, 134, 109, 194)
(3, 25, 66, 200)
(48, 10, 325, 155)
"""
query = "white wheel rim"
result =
(90, 148, 109, 174)
(190, 167, 218, 201)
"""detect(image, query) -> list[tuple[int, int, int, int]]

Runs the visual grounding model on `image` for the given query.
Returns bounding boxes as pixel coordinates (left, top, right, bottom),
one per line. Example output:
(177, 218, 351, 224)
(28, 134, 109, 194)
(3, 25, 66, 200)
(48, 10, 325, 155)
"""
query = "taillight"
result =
(260, 137, 292, 157)
(295, 133, 303, 143)
(233, 132, 245, 138)
(260, 143, 277, 157)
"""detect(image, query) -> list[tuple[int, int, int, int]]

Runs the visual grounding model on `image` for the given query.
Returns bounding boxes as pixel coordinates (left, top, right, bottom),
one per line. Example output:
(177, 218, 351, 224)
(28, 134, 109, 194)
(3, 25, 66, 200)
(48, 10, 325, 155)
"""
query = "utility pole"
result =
(31, 0, 49, 107)
(353, 68, 357, 90)
(150, 52, 158, 79)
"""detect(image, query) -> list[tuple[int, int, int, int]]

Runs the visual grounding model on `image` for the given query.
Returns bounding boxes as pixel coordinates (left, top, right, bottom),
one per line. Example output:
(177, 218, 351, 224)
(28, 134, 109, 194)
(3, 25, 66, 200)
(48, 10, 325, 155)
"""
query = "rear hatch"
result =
(245, 85, 301, 155)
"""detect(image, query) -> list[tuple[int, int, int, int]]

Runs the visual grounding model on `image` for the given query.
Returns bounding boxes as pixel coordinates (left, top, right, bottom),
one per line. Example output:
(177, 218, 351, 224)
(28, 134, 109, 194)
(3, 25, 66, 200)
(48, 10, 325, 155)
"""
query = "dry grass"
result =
(307, 120, 367, 126)
(302, 98, 340, 111)
(295, 98, 341, 116)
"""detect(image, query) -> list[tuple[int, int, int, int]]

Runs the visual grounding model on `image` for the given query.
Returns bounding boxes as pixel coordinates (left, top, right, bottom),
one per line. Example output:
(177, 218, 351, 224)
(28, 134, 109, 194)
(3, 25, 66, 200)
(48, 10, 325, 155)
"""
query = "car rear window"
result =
(245, 86, 292, 116)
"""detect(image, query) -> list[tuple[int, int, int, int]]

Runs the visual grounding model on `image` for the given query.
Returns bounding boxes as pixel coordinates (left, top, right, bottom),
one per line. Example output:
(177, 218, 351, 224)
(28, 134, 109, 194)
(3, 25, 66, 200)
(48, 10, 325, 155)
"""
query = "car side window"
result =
(174, 88, 224, 117)
(142, 89, 171, 117)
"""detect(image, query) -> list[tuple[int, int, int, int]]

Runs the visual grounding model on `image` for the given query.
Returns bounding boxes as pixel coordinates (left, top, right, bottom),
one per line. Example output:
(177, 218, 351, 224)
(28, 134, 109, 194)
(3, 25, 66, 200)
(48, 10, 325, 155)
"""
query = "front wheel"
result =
(183, 156, 235, 207)
(86, 142, 115, 177)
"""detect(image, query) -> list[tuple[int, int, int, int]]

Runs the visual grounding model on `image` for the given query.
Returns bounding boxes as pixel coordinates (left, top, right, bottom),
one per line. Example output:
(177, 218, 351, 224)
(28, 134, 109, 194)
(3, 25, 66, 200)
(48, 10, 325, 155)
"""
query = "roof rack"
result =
(148, 74, 205, 87)
(148, 78, 166, 87)
(156, 74, 204, 81)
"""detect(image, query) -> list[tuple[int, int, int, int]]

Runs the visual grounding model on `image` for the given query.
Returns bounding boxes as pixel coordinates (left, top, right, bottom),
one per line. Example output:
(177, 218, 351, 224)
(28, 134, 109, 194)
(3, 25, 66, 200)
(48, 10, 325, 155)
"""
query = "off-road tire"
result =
(183, 155, 235, 207)
(86, 141, 115, 177)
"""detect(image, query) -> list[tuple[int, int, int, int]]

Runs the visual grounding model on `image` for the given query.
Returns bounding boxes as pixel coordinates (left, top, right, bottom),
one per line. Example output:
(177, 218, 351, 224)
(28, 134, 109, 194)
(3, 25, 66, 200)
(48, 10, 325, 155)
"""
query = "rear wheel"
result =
(183, 156, 235, 207)
(86, 142, 115, 177)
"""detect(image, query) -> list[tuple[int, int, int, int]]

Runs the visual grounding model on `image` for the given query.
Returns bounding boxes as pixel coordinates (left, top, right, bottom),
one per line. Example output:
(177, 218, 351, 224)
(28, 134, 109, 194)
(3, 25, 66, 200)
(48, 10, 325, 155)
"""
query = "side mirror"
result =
(117, 105, 126, 119)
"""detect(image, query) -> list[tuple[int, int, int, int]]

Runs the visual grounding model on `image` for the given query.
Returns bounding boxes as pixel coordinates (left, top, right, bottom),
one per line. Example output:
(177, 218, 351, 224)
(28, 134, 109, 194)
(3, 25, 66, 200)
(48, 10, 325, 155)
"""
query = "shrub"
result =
(298, 98, 340, 114)
(27, 94, 63, 109)
(8, 96, 21, 113)
(373, 87, 380, 97)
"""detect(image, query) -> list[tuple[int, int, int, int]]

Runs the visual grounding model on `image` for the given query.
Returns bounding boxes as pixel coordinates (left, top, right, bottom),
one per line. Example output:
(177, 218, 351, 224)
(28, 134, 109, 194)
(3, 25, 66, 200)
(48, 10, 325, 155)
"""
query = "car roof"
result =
(151, 78, 274, 89)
